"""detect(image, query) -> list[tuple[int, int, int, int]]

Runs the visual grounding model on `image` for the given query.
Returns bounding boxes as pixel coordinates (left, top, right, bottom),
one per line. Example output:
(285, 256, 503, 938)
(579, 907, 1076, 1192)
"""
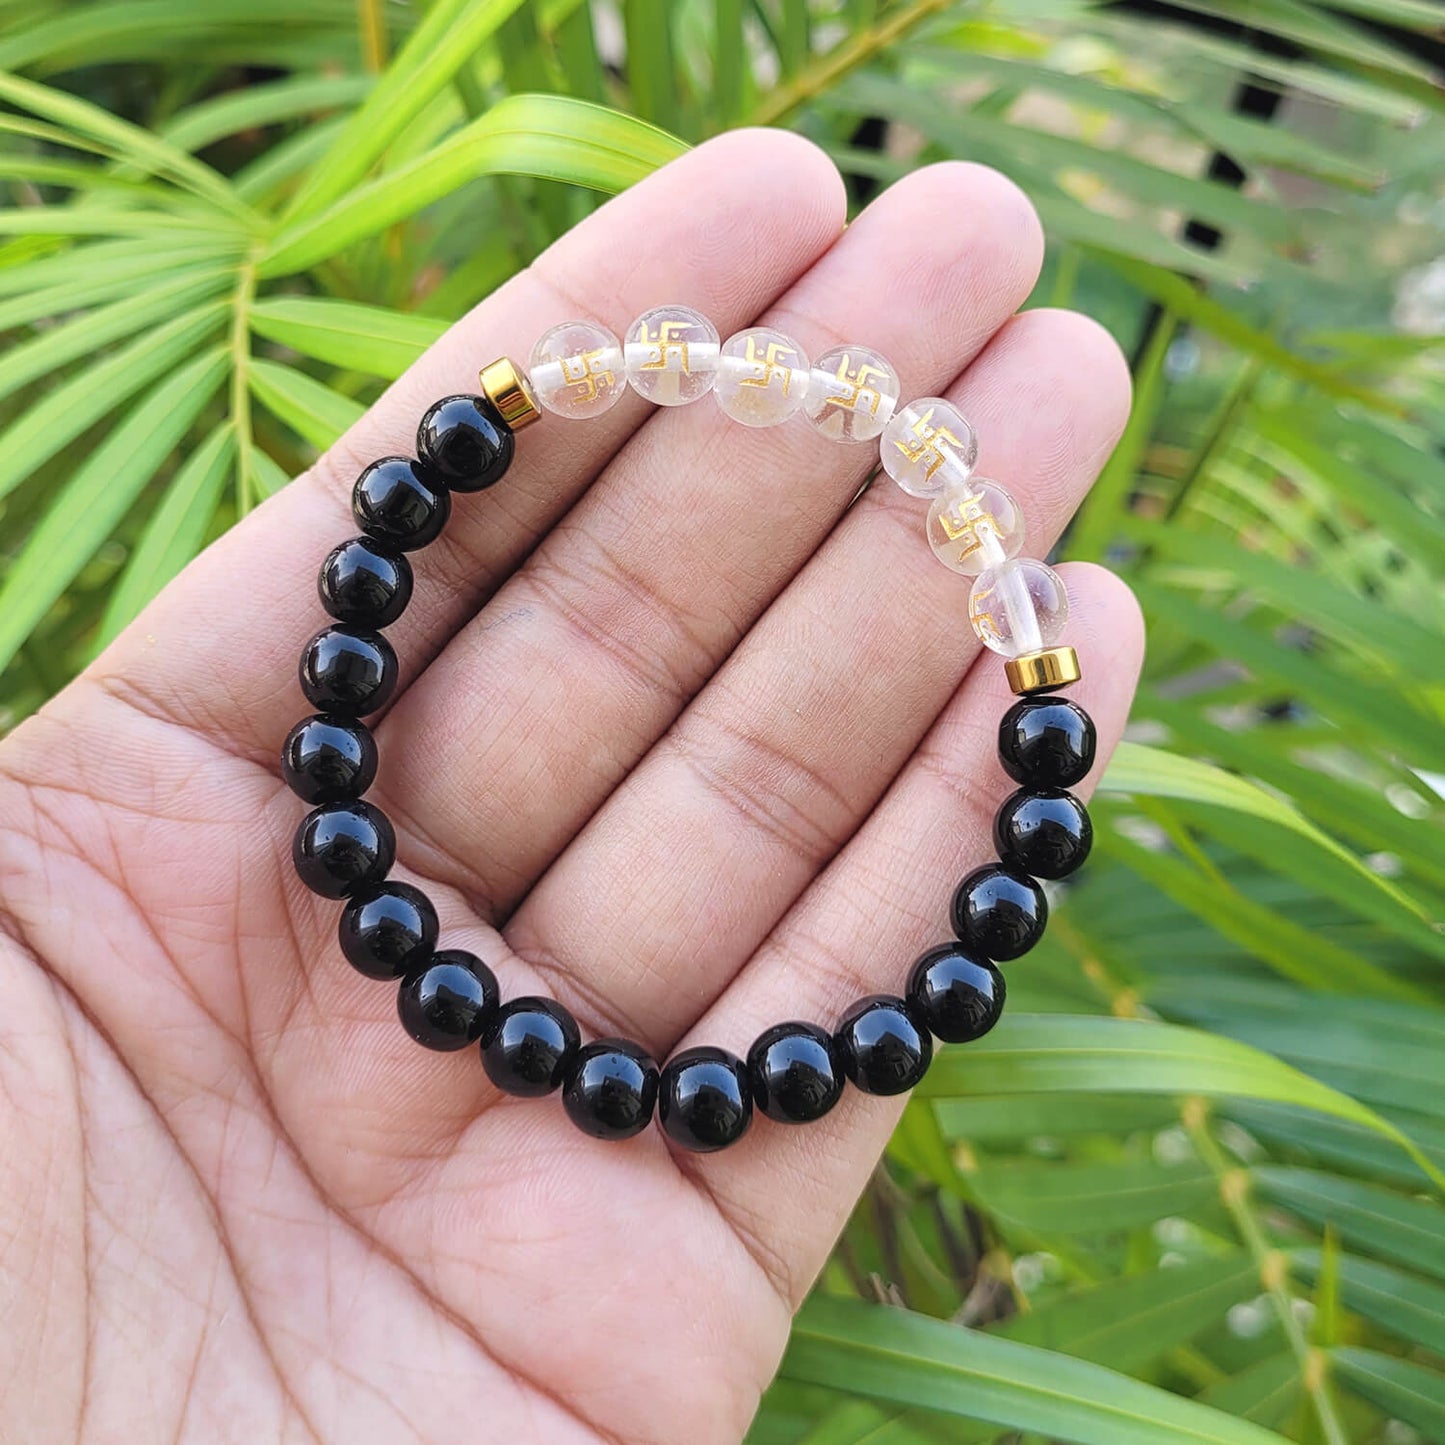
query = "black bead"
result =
(281, 714, 377, 805)
(417, 395, 514, 492)
(338, 881, 438, 980)
(658, 1047, 753, 1153)
(835, 996, 932, 1096)
(906, 943, 1006, 1044)
(318, 536, 413, 629)
(292, 800, 394, 899)
(397, 950, 498, 1051)
(562, 1038, 660, 1141)
(998, 697, 1096, 789)
(353, 457, 451, 551)
(299, 625, 398, 717)
(747, 1021, 844, 1125)
(951, 863, 1048, 961)
(480, 997, 580, 1097)
(994, 787, 1093, 880)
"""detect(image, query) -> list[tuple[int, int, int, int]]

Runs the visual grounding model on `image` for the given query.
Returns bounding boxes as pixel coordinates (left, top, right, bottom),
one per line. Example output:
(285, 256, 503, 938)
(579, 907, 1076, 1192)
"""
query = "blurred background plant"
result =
(1, 1, 1442, 1441)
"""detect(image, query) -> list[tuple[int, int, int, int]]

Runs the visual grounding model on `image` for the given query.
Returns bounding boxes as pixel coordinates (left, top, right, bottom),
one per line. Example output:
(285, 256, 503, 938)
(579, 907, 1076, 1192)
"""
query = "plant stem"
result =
(230, 258, 257, 514)
(1162, 356, 1262, 526)
(1182, 1099, 1350, 1445)
(747, 0, 952, 128)
(357, 0, 388, 73)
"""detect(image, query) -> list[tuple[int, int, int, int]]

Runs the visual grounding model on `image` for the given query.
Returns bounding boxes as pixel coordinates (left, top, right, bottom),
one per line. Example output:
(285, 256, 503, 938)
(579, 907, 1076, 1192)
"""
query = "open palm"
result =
(0, 131, 1142, 1444)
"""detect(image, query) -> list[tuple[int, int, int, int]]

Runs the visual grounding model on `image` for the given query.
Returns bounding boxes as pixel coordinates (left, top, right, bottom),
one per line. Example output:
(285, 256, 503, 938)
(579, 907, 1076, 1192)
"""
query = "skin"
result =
(0, 131, 1143, 1444)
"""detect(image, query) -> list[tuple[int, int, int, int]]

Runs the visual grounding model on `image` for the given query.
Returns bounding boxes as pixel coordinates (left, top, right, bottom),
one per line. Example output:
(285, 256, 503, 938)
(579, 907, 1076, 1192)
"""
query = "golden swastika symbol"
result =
(824, 353, 889, 417)
(740, 336, 798, 394)
(894, 407, 966, 481)
(969, 591, 1005, 648)
(639, 318, 694, 372)
(937, 489, 1002, 563)
(560, 348, 615, 404)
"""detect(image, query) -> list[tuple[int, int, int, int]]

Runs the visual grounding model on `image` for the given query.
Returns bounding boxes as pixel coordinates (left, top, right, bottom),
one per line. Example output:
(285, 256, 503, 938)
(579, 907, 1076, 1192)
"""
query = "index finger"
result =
(86, 130, 846, 765)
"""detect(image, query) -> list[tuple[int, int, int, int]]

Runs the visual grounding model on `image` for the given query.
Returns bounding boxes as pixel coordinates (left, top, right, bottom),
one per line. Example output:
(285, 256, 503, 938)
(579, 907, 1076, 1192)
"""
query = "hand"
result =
(0, 131, 1142, 1444)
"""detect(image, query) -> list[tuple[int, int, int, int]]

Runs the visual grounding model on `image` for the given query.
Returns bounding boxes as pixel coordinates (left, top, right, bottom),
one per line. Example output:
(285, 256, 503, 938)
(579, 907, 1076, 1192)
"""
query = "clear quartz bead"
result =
(880, 397, 979, 498)
(925, 477, 1024, 577)
(803, 344, 900, 443)
(713, 327, 810, 427)
(624, 304, 719, 406)
(529, 320, 626, 419)
(968, 558, 1069, 658)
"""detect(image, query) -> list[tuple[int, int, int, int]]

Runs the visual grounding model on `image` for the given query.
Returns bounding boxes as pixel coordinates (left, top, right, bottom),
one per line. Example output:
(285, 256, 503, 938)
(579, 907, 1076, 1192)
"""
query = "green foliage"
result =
(1, 2, 1441, 1441)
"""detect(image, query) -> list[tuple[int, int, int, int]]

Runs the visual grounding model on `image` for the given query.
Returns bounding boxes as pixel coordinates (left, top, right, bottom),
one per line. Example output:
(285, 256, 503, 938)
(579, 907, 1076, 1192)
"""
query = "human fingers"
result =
(510, 309, 1129, 1055)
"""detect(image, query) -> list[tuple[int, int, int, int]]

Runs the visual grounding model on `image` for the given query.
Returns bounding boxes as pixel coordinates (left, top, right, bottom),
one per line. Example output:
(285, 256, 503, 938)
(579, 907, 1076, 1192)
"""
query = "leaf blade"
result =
(96, 422, 236, 646)
(783, 1295, 1293, 1444)
(0, 348, 229, 675)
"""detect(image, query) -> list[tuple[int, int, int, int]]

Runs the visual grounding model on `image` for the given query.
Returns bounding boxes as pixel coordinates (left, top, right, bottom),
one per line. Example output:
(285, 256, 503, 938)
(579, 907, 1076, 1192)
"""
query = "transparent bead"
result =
(624, 304, 719, 406)
(880, 397, 979, 498)
(529, 320, 626, 420)
(804, 345, 900, 443)
(926, 477, 1024, 577)
(968, 559, 1069, 658)
(713, 327, 810, 428)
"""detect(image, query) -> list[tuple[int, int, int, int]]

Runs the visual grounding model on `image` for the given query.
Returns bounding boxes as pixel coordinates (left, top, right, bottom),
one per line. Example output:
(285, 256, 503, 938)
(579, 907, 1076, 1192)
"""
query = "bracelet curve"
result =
(281, 308, 1096, 1153)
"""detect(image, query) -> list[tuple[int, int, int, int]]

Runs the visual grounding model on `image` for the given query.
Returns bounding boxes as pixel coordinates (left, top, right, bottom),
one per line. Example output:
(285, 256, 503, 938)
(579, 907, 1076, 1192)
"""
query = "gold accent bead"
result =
(478, 357, 541, 431)
(1005, 646, 1081, 696)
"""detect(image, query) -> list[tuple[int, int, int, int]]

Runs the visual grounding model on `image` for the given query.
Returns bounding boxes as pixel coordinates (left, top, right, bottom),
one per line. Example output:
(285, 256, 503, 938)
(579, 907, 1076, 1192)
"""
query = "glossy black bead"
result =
(951, 863, 1048, 961)
(318, 536, 413, 629)
(338, 881, 438, 980)
(292, 800, 394, 899)
(480, 997, 580, 1097)
(397, 950, 498, 1051)
(998, 697, 1096, 789)
(353, 457, 451, 551)
(299, 625, 398, 717)
(658, 1047, 753, 1153)
(417, 395, 514, 492)
(994, 787, 1093, 880)
(747, 1021, 844, 1125)
(281, 714, 377, 805)
(835, 996, 932, 1096)
(562, 1038, 660, 1141)
(906, 943, 1006, 1044)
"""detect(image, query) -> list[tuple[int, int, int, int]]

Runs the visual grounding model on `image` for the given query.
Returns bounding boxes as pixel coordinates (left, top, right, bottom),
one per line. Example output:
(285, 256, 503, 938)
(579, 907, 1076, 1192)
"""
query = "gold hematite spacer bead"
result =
(478, 357, 542, 431)
(1005, 646, 1082, 696)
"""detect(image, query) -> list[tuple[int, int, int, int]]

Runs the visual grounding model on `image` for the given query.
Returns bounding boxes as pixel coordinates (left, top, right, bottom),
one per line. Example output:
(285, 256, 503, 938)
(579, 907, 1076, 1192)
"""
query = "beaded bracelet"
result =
(281, 306, 1096, 1153)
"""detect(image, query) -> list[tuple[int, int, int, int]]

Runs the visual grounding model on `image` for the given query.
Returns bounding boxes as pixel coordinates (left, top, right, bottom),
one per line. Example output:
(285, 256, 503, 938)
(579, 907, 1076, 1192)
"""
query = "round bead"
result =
(562, 1038, 660, 1141)
(999, 697, 1096, 788)
(480, 997, 580, 1097)
(299, 625, 397, 717)
(925, 478, 1024, 577)
(713, 327, 810, 428)
(281, 714, 377, 805)
(338, 881, 439, 980)
(906, 944, 1006, 1044)
(835, 996, 932, 1096)
(804, 344, 899, 443)
(353, 457, 451, 551)
(529, 319, 627, 420)
(951, 863, 1048, 961)
(624, 305, 719, 406)
(968, 559, 1069, 659)
(318, 536, 413, 629)
(880, 397, 978, 498)
(658, 1047, 752, 1152)
(416, 395, 514, 491)
(397, 950, 498, 1051)
(746, 1021, 843, 1125)
(292, 800, 394, 900)
(994, 787, 1093, 880)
